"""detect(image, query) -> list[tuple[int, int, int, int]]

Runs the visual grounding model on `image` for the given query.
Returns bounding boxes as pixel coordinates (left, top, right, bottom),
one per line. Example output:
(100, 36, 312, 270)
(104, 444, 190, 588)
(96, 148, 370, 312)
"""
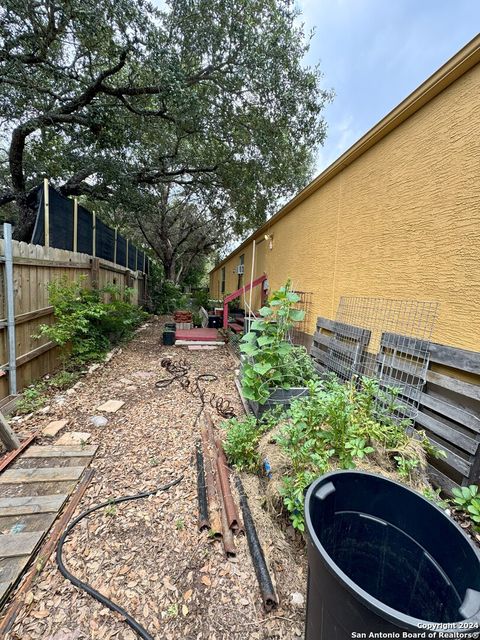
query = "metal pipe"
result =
(215, 439, 242, 532)
(195, 441, 210, 530)
(200, 426, 222, 536)
(235, 476, 278, 611)
(4, 223, 17, 396)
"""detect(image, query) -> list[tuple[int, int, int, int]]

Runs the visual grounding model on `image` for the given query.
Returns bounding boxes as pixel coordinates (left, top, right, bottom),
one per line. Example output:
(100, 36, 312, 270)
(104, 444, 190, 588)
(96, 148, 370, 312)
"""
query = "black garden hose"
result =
(56, 475, 183, 640)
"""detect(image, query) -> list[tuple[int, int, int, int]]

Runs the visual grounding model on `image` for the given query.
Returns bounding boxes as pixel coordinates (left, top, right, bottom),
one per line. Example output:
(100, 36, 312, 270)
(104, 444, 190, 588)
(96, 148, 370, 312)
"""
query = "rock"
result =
(119, 378, 134, 385)
(66, 388, 76, 396)
(42, 419, 69, 437)
(88, 363, 101, 374)
(96, 399, 125, 413)
(291, 592, 304, 607)
(89, 415, 108, 428)
(38, 405, 51, 415)
(126, 386, 138, 392)
(54, 395, 66, 405)
(56, 431, 91, 445)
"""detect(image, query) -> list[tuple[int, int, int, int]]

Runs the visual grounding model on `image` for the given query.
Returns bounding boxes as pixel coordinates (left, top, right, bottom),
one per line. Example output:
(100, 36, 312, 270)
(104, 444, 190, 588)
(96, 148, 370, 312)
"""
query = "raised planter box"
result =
(249, 386, 309, 418)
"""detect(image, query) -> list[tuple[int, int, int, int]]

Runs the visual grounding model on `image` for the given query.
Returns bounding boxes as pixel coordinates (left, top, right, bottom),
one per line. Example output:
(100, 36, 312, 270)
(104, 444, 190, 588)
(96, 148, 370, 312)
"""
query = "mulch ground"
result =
(3, 317, 307, 640)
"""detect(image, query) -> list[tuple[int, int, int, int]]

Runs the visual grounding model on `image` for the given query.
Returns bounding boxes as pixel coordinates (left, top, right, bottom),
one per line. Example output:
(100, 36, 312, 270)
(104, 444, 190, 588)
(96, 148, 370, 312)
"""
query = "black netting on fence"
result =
(30, 185, 149, 273)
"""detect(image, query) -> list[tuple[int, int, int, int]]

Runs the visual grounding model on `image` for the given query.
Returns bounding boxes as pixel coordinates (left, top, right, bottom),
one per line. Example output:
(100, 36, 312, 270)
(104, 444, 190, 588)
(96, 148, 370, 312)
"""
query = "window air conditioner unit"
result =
(236, 264, 244, 275)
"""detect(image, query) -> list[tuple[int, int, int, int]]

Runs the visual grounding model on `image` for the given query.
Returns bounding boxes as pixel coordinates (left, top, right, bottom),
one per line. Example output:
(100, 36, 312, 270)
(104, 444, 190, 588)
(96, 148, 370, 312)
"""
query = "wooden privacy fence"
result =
(0, 227, 147, 404)
(311, 316, 480, 493)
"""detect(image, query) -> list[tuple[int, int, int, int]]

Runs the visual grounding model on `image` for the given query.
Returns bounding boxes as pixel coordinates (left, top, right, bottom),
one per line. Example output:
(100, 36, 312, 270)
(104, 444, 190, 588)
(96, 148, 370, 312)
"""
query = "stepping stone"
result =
(55, 431, 91, 446)
(96, 400, 125, 413)
(42, 419, 68, 437)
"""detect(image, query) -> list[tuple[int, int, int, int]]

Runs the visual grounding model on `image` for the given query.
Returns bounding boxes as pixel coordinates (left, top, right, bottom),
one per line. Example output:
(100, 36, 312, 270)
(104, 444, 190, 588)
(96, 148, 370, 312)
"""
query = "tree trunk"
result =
(12, 193, 37, 241)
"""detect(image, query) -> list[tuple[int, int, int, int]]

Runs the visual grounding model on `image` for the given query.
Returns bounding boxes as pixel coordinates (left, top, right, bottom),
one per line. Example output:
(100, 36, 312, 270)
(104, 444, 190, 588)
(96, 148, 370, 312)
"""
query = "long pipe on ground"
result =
(215, 438, 242, 532)
(235, 476, 278, 611)
(195, 441, 210, 531)
(200, 425, 223, 536)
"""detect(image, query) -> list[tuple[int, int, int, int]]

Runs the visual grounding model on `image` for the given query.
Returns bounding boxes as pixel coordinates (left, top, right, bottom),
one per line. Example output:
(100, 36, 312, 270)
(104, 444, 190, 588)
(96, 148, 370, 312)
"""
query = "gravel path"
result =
(5, 318, 307, 640)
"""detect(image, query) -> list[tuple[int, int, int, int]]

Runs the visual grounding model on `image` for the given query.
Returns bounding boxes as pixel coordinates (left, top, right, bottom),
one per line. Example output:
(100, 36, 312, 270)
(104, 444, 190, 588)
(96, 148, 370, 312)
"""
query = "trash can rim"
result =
(305, 469, 480, 630)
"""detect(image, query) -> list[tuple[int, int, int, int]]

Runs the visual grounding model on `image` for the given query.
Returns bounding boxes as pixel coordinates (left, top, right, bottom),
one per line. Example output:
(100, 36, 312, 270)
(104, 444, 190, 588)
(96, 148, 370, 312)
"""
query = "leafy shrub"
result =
(452, 485, 480, 529)
(240, 282, 315, 403)
(16, 382, 48, 414)
(222, 415, 263, 472)
(276, 375, 444, 531)
(38, 277, 148, 367)
(221, 409, 282, 471)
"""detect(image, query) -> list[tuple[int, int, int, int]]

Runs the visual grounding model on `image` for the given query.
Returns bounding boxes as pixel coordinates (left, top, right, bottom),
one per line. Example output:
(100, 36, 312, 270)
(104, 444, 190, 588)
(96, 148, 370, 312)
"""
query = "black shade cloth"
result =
(30, 185, 147, 272)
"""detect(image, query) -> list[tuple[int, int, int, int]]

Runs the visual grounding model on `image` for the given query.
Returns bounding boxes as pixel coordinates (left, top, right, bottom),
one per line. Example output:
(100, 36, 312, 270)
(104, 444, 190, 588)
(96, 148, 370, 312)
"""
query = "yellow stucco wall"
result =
(210, 58, 480, 352)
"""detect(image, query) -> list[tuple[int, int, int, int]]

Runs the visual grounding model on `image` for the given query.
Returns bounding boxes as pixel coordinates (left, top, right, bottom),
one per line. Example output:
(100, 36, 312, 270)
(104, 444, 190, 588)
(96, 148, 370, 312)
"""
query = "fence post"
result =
(3, 223, 17, 396)
(92, 211, 96, 258)
(91, 257, 100, 289)
(43, 178, 50, 248)
(73, 197, 78, 252)
(114, 227, 117, 264)
(126, 239, 129, 269)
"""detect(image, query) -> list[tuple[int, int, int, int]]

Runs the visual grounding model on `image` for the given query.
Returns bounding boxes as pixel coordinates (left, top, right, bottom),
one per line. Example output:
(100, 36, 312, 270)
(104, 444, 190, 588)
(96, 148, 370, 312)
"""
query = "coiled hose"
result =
(56, 475, 183, 640)
(155, 358, 235, 420)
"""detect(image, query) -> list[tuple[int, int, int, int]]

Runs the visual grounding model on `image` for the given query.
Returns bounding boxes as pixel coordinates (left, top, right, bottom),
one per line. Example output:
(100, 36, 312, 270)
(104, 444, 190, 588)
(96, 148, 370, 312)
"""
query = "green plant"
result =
(240, 281, 314, 403)
(221, 415, 262, 472)
(452, 485, 480, 529)
(38, 277, 148, 367)
(49, 370, 79, 390)
(16, 382, 48, 414)
(176, 518, 185, 530)
(422, 486, 450, 510)
(276, 375, 435, 531)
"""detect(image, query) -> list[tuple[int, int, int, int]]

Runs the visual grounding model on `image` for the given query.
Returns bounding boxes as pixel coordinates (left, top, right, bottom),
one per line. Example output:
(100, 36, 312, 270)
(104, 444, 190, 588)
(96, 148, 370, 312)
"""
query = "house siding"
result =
(210, 42, 480, 353)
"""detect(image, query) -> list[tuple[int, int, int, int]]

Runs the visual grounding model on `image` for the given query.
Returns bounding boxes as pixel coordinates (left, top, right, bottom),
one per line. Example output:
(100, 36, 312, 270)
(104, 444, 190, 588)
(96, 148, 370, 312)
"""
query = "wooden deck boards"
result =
(0, 443, 97, 607)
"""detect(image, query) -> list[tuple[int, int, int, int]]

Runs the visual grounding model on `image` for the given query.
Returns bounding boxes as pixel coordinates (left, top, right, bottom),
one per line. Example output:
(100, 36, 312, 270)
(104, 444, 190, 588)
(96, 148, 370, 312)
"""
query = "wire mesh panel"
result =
(324, 297, 439, 420)
(290, 290, 313, 347)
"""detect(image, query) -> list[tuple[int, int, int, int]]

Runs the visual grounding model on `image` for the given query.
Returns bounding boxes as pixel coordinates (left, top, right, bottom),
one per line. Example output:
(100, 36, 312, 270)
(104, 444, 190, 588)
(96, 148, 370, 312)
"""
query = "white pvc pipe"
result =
(248, 239, 256, 323)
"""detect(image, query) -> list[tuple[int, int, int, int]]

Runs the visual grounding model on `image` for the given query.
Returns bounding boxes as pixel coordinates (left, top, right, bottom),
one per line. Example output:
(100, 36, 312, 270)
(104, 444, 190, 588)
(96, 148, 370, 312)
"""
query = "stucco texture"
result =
(211, 61, 480, 352)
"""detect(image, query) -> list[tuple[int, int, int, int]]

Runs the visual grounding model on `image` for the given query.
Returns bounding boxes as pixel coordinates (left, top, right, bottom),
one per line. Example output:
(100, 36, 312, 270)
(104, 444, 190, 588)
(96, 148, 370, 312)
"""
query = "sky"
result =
(298, 0, 480, 174)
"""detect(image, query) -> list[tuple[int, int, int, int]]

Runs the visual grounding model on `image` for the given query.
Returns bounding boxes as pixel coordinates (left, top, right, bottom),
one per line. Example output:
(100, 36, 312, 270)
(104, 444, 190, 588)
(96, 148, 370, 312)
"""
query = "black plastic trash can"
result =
(304, 471, 480, 639)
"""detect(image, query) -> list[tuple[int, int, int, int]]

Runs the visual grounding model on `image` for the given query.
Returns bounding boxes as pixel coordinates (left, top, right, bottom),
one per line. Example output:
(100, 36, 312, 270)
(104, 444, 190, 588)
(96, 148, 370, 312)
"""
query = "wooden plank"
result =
(0, 511, 57, 535)
(416, 410, 479, 454)
(427, 463, 460, 495)
(425, 435, 471, 477)
(426, 370, 480, 402)
(0, 494, 67, 517)
(0, 556, 30, 603)
(0, 479, 78, 499)
(0, 340, 56, 372)
(429, 342, 480, 375)
(0, 466, 85, 484)
(381, 332, 430, 357)
(378, 353, 428, 379)
(0, 531, 44, 558)
(22, 445, 97, 459)
(11, 258, 90, 269)
(316, 317, 337, 333)
(0, 306, 53, 329)
(420, 393, 480, 434)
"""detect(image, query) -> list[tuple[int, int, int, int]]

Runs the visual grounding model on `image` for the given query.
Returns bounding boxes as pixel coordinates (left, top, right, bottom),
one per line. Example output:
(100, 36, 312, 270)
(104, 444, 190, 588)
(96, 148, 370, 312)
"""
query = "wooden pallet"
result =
(0, 444, 97, 605)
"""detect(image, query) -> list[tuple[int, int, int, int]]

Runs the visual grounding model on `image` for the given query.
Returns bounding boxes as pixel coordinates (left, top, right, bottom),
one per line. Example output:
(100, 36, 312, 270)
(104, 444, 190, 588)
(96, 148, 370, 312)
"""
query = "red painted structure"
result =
(222, 274, 268, 329)
(175, 328, 223, 342)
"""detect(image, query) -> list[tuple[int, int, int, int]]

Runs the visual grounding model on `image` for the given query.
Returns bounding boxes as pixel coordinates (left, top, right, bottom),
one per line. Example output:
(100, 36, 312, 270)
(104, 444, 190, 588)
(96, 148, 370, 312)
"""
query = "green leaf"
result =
(259, 307, 273, 317)
(257, 335, 274, 347)
(289, 309, 305, 322)
(253, 362, 273, 375)
(239, 343, 258, 356)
